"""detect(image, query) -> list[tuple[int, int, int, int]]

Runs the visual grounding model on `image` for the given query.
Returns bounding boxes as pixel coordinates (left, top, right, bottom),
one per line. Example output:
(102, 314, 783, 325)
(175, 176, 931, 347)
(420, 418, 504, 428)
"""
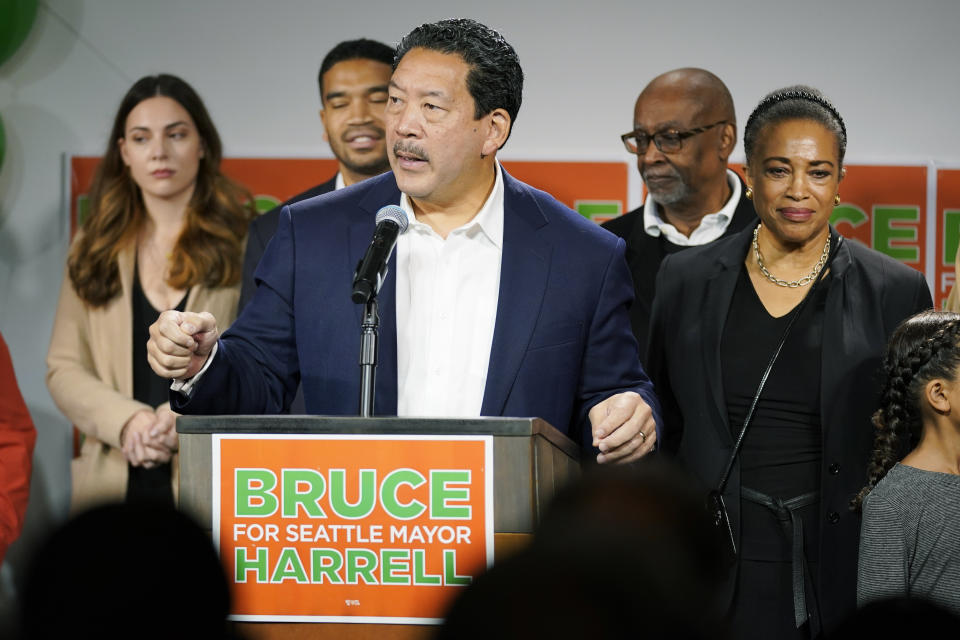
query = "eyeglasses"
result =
(620, 120, 727, 154)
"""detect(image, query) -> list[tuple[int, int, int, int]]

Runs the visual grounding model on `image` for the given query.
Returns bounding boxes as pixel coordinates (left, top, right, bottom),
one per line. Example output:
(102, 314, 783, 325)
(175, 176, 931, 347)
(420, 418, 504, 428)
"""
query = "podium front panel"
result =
(178, 416, 579, 632)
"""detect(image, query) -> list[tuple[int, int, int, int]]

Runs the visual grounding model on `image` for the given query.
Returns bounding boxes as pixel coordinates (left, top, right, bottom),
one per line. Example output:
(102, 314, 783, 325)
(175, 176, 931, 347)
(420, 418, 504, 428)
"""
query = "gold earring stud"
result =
(745, 187, 753, 200)
(834, 194, 841, 205)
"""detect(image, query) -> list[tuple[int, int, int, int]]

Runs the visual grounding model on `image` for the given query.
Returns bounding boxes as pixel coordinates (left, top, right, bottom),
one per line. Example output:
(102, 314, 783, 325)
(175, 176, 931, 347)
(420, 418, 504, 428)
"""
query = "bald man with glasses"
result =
(603, 68, 757, 363)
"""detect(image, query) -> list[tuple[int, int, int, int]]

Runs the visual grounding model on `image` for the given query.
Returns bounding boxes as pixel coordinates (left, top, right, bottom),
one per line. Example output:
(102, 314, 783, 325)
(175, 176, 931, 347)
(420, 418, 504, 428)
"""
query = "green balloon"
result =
(0, 0, 38, 68)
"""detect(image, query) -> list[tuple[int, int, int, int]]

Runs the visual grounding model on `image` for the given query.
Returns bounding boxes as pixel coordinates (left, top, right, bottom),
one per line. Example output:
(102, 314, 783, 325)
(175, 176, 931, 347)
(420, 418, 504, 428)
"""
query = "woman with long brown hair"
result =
(47, 74, 253, 508)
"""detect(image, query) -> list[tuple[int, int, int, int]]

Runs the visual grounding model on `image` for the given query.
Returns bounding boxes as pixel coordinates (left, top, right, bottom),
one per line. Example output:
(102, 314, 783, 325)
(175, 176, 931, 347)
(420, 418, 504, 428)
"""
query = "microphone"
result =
(351, 205, 409, 304)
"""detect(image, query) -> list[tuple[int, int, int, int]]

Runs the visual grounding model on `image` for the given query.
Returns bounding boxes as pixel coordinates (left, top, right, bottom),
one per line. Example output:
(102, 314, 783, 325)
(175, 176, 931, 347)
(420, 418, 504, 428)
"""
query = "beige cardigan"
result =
(46, 242, 240, 509)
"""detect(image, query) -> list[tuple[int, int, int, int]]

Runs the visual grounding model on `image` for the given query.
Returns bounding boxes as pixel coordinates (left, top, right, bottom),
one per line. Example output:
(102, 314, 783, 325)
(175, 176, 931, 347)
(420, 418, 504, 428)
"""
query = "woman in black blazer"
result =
(647, 86, 931, 639)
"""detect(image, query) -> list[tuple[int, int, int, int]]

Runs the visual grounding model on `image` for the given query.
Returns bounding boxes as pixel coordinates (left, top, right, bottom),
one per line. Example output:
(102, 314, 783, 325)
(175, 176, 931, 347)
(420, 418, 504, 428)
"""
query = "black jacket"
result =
(601, 175, 756, 365)
(647, 225, 932, 633)
(239, 175, 337, 312)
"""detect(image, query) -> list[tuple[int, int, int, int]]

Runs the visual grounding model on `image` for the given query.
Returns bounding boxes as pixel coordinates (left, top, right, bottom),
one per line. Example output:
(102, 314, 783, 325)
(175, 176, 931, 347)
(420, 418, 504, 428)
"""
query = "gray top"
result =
(858, 463, 960, 614)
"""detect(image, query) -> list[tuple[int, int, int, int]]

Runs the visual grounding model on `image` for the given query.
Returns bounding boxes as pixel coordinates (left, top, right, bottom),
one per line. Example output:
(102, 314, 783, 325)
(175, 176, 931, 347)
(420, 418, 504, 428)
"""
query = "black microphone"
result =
(351, 205, 409, 304)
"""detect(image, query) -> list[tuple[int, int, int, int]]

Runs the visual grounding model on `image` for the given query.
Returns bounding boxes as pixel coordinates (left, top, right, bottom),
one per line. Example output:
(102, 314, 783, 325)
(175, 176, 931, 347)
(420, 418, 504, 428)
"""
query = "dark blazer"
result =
(238, 175, 337, 311)
(602, 174, 756, 364)
(647, 225, 932, 633)
(175, 170, 660, 451)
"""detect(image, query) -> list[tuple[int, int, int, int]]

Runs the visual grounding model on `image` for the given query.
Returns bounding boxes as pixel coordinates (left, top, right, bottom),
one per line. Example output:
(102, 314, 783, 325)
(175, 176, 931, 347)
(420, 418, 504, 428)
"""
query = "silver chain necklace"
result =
(752, 224, 830, 288)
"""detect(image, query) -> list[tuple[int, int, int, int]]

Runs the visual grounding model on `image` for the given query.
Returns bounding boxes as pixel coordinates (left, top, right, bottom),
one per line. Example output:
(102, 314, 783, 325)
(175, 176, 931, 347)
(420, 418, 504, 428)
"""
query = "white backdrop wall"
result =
(0, 0, 958, 594)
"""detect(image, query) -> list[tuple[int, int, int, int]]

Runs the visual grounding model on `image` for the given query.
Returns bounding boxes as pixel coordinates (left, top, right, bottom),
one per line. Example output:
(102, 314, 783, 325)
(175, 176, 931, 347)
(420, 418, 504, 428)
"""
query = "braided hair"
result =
(744, 85, 846, 168)
(852, 311, 960, 511)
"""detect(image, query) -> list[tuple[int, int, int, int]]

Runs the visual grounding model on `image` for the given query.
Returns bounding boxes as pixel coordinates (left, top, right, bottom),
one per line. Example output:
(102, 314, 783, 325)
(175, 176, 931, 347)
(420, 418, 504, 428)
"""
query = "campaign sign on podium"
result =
(212, 434, 494, 623)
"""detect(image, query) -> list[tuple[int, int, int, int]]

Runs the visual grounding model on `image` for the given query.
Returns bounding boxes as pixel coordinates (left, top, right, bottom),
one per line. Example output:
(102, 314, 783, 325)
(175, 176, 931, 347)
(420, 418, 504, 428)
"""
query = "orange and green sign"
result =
(213, 434, 493, 623)
(936, 169, 960, 307)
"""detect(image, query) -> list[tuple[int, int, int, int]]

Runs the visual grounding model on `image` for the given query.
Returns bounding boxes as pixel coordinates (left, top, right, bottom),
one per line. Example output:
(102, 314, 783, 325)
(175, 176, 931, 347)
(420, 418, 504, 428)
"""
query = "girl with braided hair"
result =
(647, 85, 932, 638)
(856, 310, 960, 614)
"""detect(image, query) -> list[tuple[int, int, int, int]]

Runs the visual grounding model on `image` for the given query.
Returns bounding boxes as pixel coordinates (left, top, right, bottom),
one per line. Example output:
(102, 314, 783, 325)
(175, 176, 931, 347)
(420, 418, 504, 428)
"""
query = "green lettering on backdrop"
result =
(236, 469, 279, 517)
(76, 195, 91, 227)
(255, 196, 280, 213)
(943, 210, 960, 265)
(830, 204, 868, 229)
(577, 201, 621, 222)
(873, 206, 920, 262)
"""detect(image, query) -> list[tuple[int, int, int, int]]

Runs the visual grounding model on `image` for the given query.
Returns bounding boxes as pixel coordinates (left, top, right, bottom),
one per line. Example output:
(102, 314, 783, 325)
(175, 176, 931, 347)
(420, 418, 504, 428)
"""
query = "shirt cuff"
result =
(170, 342, 219, 397)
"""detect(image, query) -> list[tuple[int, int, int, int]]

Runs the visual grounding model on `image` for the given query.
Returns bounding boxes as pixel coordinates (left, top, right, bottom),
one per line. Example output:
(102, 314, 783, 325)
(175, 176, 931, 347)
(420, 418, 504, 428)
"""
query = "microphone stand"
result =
(358, 296, 378, 417)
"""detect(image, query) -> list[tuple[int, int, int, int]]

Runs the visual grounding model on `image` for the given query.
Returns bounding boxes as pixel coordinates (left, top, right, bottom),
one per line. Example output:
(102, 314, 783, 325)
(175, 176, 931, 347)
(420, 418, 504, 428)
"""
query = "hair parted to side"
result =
(394, 18, 523, 147)
(69, 74, 254, 307)
(317, 39, 395, 101)
(744, 85, 847, 168)
(852, 310, 960, 511)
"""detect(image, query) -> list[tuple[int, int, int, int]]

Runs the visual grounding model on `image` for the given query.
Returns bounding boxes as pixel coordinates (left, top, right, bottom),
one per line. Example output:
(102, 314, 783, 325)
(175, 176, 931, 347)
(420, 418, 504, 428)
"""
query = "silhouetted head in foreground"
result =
(439, 460, 729, 639)
(20, 502, 232, 639)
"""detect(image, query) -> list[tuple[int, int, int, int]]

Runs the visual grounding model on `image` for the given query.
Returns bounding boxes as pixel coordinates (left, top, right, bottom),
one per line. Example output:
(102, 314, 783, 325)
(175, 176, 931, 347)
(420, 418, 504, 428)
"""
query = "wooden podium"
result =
(177, 416, 581, 639)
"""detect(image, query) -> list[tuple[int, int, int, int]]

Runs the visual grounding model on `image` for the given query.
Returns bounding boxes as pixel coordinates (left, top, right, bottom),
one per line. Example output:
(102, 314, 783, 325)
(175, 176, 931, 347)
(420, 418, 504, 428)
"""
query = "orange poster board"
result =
(936, 169, 960, 308)
(501, 160, 628, 222)
(214, 434, 493, 624)
(69, 156, 628, 232)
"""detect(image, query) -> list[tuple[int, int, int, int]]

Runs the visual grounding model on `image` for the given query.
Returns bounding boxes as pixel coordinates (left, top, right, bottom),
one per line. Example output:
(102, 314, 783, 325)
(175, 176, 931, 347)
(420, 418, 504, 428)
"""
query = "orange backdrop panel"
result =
(936, 169, 960, 307)
(70, 157, 628, 233)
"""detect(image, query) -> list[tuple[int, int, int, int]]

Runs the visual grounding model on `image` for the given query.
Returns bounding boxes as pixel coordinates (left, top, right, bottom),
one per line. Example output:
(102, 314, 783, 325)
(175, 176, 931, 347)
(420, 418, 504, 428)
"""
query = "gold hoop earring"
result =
(834, 194, 841, 205)
(745, 187, 753, 200)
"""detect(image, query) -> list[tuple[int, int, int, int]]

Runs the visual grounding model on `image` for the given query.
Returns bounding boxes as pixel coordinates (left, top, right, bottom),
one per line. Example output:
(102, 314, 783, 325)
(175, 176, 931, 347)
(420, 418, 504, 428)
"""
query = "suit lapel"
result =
(701, 231, 752, 444)
(481, 173, 550, 416)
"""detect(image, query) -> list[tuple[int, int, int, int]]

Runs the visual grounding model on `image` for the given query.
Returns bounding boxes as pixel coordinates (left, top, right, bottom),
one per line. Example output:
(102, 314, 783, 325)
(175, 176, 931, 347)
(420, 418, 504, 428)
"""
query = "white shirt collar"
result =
(643, 169, 742, 246)
(334, 172, 345, 191)
(399, 161, 504, 249)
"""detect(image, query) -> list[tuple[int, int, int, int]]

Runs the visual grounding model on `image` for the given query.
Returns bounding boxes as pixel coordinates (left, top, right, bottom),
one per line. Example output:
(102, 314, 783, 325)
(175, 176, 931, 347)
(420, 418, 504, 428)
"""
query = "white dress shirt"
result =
(643, 169, 742, 246)
(174, 168, 505, 416)
(395, 163, 504, 417)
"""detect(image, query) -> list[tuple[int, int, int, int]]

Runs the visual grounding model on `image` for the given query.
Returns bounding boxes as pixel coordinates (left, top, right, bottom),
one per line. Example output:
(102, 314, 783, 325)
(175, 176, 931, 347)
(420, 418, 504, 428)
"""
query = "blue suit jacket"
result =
(174, 170, 660, 451)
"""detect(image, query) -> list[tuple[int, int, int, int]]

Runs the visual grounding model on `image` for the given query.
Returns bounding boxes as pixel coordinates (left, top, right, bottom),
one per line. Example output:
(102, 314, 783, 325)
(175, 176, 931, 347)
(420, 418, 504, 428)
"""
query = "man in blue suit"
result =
(147, 19, 659, 463)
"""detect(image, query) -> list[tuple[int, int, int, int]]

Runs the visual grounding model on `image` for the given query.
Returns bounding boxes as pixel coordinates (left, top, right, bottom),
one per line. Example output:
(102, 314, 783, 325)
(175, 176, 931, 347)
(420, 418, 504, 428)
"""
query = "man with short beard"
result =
(603, 69, 756, 364)
(239, 39, 394, 311)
